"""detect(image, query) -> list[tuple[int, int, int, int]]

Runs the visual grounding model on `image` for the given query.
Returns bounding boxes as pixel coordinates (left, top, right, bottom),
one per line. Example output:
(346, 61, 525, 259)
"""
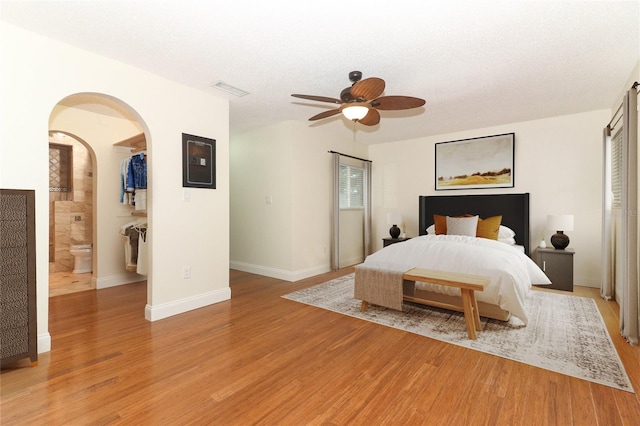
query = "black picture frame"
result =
(435, 133, 515, 190)
(182, 133, 216, 189)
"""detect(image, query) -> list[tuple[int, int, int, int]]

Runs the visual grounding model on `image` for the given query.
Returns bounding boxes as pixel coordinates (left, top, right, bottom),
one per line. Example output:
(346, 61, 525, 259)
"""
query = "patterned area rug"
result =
(283, 273, 634, 392)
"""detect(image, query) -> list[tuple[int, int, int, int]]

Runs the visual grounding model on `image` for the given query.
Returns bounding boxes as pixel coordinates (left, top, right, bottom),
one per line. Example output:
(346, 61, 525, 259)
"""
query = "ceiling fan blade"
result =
(372, 96, 426, 110)
(291, 94, 343, 104)
(350, 77, 385, 101)
(358, 109, 380, 126)
(308, 109, 342, 121)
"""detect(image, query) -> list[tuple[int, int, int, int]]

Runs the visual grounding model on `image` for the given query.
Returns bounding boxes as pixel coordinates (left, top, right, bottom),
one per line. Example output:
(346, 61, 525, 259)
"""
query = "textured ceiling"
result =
(2, 1, 639, 144)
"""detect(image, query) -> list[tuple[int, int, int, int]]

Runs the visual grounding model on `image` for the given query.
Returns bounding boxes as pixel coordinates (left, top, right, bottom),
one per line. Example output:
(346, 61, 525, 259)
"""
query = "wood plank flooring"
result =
(1, 268, 639, 425)
(48, 271, 93, 297)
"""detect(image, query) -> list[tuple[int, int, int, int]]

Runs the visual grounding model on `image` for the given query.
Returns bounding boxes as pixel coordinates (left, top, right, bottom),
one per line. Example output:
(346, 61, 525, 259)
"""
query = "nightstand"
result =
(535, 247, 574, 292)
(382, 237, 411, 247)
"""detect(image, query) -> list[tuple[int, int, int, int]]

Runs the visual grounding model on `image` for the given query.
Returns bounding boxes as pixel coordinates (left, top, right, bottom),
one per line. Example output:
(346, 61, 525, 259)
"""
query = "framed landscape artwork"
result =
(435, 133, 515, 190)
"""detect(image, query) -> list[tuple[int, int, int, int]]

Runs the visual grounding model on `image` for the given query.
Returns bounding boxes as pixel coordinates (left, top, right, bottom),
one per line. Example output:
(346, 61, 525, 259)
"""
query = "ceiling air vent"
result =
(212, 81, 249, 97)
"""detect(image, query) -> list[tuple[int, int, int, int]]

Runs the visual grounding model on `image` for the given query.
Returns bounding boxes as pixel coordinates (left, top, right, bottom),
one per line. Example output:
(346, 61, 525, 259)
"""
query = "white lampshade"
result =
(387, 212, 403, 226)
(547, 214, 574, 232)
(342, 104, 370, 121)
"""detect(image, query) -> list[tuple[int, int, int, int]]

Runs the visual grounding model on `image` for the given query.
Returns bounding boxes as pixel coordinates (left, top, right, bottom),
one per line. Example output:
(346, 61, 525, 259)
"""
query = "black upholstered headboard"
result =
(418, 193, 530, 256)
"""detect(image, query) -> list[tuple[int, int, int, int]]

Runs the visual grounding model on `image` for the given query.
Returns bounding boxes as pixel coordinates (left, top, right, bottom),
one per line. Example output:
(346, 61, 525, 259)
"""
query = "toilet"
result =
(70, 244, 93, 274)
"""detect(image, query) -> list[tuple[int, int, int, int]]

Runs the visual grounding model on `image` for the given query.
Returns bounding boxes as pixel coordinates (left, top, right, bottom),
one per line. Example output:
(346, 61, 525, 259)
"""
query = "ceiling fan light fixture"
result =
(341, 103, 370, 121)
(292, 72, 425, 127)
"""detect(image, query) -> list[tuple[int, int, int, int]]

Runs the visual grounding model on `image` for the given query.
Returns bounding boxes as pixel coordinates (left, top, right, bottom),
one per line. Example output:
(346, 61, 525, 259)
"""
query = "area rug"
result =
(282, 273, 634, 393)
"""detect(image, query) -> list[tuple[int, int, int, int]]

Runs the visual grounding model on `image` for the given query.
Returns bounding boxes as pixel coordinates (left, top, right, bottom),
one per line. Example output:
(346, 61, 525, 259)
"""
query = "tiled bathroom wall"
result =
(49, 135, 93, 273)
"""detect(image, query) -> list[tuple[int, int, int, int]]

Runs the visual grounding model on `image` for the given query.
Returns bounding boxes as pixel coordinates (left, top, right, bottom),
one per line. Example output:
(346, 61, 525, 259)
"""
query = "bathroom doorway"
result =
(48, 131, 95, 297)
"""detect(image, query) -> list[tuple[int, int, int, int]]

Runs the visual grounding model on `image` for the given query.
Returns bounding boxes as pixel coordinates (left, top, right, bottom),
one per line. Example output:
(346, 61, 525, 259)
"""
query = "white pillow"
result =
(446, 215, 479, 237)
(499, 237, 517, 245)
(499, 225, 516, 239)
(426, 224, 436, 234)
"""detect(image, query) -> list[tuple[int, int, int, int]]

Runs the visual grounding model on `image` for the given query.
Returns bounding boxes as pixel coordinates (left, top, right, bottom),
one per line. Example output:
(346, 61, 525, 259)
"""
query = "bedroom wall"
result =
(1, 22, 230, 352)
(368, 110, 610, 288)
(230, 120, 368, 280)
(230, 122, 294, 277)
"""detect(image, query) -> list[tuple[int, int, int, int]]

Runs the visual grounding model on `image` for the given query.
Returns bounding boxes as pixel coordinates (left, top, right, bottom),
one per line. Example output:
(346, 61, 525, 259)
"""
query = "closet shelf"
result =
(114, 133, 146, 152)
(131, 210, 147, 217)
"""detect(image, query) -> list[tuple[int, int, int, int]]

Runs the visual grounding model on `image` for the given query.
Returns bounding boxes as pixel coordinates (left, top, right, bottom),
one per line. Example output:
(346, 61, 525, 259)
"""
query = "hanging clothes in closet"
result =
(120, 220, 148, 275)
(120, 152, 147, 210)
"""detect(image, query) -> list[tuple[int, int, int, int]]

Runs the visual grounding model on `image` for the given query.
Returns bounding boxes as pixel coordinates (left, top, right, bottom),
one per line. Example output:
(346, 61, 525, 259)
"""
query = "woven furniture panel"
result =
(1, 275, 29, 304)
(0, 327, 29, 358)
(0, 193, 27, 221)
(0, 189, 37, 366)
(1, 246, 28, 277)
(1, 221, 28, 247)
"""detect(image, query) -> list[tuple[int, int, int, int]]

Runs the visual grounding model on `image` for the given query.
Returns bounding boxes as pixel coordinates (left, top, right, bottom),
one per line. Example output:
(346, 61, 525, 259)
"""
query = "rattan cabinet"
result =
(1, 189, 37, 366)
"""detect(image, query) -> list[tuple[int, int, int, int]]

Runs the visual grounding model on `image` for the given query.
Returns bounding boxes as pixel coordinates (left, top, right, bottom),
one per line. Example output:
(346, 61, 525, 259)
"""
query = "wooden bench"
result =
(360, 267, 490, 340)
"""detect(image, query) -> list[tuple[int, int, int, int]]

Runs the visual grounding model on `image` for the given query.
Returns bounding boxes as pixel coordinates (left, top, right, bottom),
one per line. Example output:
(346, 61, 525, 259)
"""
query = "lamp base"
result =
(550, 231, 569, 250)
(389, 225, 401, 239)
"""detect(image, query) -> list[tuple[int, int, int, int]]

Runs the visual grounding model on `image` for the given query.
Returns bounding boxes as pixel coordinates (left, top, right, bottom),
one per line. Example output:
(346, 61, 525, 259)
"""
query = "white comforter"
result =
(362, 235, 551, 324)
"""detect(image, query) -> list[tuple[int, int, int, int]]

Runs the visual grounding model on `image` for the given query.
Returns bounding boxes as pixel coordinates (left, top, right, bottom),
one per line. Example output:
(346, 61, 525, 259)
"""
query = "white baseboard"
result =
(144, 287, 231, 322)
(229, 260, 331, 282)
(338, 256, 364, 269)
(38, 332, 51, 353)
(575, 275, 600, 288)
(95, 272, 147, 289)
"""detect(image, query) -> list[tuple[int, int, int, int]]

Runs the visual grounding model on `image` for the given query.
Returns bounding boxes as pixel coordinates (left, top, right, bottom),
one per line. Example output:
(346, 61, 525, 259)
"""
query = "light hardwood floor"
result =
(48, 271, 93, 297)
(1, 268, 639, 425)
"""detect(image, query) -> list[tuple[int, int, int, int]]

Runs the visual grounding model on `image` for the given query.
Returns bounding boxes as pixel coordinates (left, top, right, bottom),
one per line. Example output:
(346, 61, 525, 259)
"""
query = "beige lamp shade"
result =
(547, 214, 573, 249)
(547, 214, 574, 232)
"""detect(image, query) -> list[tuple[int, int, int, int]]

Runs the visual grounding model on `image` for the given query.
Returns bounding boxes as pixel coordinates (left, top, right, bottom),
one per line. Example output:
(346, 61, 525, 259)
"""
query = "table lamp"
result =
(547, 214, 574, 250)
(387, 212, 403, 239)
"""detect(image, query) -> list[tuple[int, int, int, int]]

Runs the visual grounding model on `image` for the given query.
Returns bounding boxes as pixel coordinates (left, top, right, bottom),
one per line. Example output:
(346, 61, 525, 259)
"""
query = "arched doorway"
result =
(48, 93, 150, 299)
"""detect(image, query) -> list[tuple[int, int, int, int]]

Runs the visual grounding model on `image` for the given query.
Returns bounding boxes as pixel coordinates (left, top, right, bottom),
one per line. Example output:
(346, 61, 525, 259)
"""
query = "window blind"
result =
(339, 164, 364, 208)
(611, 128, 623, 208)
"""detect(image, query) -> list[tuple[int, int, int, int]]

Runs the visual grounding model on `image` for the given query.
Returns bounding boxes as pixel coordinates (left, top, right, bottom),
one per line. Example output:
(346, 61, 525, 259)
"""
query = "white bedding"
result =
(361, 235, 551, 325)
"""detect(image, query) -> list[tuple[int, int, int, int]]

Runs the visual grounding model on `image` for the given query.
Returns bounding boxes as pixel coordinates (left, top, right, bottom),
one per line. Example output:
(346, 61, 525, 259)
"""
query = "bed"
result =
(355, 193, 550, 324)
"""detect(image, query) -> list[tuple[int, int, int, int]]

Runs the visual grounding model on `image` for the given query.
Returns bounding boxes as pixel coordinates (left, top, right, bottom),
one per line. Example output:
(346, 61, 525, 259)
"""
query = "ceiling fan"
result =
(291, 71, 426, 126)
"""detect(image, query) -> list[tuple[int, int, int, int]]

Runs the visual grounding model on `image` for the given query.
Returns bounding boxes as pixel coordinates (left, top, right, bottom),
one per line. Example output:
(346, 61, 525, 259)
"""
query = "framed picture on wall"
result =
(435, 133, 515, 190)
(182, 133, 216, 189)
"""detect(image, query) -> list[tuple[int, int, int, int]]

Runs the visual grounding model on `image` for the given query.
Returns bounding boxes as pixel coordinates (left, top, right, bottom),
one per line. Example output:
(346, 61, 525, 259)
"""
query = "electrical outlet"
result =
(183, 266, 191, 279)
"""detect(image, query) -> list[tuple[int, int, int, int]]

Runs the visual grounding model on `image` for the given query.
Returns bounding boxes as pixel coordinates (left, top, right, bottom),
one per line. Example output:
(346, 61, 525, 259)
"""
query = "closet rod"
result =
(328, 150, 372, 163)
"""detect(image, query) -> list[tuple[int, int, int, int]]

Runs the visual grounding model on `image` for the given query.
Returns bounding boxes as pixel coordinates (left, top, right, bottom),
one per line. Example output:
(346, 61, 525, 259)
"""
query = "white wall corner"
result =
(230, 260, 331, 282)
(37, 332, 52, 354)
(144, 287, 231, 322)
(95, 273, 147, 289)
